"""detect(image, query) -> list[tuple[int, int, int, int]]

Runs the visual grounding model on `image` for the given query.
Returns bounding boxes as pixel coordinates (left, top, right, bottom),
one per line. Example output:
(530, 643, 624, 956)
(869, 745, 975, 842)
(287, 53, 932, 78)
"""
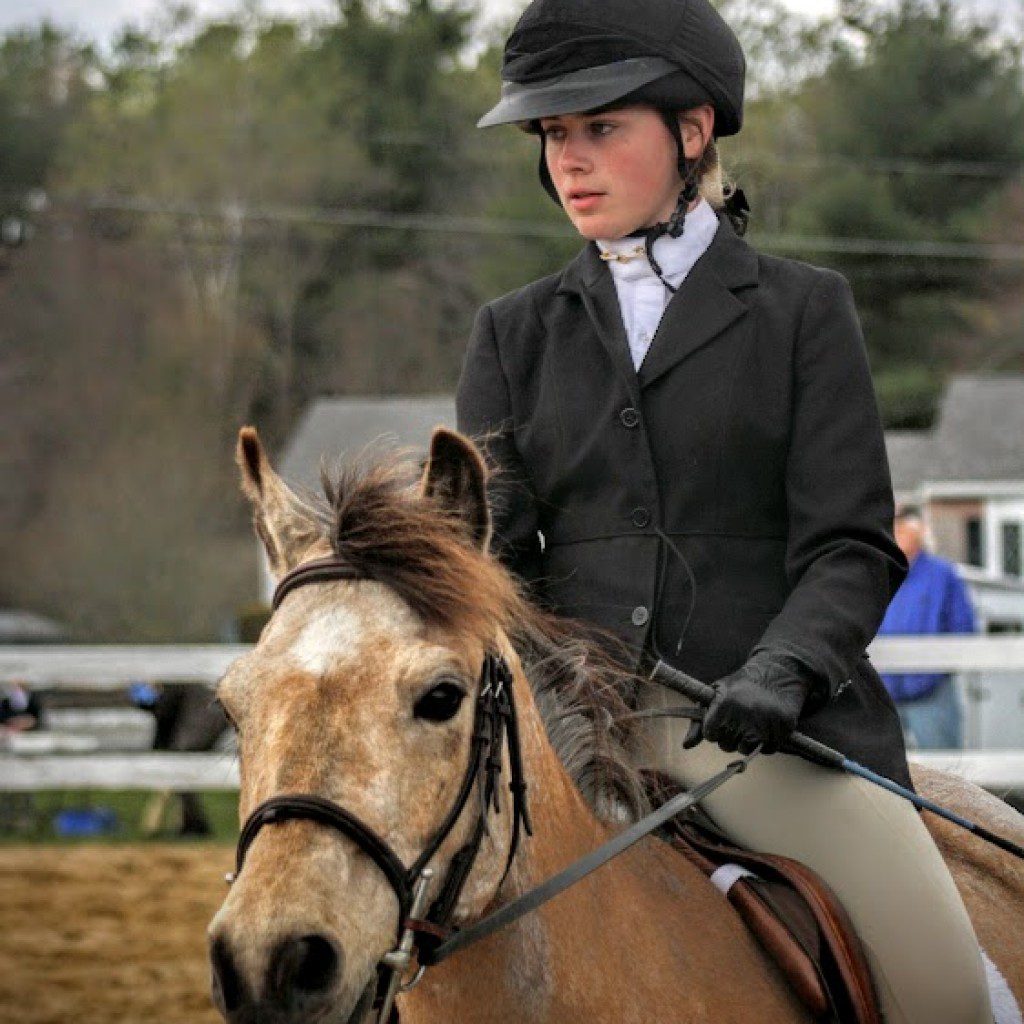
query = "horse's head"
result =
(208, 425, 527, 1024)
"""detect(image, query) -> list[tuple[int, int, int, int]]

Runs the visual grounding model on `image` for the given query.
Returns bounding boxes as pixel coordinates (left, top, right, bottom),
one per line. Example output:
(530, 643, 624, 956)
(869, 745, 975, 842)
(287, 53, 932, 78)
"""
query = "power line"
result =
(359, 135, 1024, 180)
(364, 133, 1024, 179)
(78, 193, 576, 240)
(731, 152, 1024, 180)
(17, 192, 1024, 262)
(759, 233, 1024, 262)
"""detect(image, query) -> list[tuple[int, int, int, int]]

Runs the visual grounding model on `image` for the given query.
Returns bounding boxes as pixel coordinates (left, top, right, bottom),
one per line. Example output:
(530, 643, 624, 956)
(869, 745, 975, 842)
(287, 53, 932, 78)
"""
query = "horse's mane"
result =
(307, 449, 650, 822)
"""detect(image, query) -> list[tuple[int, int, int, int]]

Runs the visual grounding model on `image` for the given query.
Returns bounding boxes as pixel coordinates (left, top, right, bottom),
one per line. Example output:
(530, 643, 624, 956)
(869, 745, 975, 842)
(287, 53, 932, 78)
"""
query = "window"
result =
(965, 517, 984, 568)
(1002, 522, 1022, 577)
(987, 620, 1023, 635)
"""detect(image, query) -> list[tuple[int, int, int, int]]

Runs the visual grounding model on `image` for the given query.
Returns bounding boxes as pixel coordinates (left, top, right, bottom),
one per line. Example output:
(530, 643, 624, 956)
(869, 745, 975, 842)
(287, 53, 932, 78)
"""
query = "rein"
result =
(419, 746, 757, 965)
(229, 556, 752, 1023)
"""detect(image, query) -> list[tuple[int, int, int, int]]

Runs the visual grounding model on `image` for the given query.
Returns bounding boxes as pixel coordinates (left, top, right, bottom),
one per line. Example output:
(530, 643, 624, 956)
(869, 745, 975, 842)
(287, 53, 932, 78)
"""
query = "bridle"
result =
(229, 556, 533, 1024)
(228, 555, 757, 1023)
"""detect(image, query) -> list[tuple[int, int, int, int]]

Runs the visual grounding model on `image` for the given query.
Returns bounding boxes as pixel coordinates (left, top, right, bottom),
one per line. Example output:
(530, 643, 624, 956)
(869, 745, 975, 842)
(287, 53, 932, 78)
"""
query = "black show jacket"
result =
(457, 213, 913, 787)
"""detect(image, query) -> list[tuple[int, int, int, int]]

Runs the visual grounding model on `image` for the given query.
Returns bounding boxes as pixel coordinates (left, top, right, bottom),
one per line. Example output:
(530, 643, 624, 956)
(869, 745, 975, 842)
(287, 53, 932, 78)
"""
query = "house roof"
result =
(885, 430, 935, 495)
(885, 375, 1024, 493)
(279, 395, 456, 493)
(928, 376, 1024, 481)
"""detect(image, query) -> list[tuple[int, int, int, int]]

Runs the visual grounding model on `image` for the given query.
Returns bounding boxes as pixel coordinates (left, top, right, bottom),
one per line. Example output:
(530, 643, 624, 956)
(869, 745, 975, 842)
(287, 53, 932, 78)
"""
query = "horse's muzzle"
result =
(209, 929, 347, 1023)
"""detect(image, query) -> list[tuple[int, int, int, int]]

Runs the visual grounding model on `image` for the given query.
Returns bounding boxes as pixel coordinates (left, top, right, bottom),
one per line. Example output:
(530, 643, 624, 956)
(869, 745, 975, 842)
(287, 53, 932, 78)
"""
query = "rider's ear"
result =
(420, 428, 492, 551)
(236, 426, 324, 579)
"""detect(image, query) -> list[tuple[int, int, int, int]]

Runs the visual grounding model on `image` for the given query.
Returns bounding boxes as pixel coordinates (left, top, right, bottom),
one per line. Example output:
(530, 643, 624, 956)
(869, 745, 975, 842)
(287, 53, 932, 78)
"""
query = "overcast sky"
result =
(0, 0, 842, 47)
(0, 0, 1014, 50)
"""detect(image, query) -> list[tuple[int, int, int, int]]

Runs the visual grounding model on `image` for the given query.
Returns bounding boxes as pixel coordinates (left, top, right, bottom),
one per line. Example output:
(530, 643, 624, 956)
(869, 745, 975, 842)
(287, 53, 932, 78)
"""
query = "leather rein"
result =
(229, 555, 754, 1023)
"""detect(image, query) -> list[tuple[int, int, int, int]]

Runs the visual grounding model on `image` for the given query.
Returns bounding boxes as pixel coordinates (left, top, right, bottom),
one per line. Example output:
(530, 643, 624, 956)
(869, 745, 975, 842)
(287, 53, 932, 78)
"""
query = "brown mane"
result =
(301, 448, 649, 820)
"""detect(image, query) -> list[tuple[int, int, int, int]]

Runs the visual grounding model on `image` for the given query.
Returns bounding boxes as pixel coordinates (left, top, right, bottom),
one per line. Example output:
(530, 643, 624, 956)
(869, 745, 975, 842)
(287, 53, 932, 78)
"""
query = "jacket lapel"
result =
(637, 217, 759, 390)
(557, 244, 641, 405)
(556, 216, 760, 397)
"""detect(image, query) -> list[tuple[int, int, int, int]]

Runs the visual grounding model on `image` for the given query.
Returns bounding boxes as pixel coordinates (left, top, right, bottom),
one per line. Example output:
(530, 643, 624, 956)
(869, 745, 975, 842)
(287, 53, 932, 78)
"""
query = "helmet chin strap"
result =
(628, 174, 698, 293)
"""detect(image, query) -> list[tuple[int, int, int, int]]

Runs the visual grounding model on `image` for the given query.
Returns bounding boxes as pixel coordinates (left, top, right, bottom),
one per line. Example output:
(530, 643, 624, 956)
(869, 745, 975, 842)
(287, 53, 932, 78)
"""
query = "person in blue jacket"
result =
(880, 506, 977, 748)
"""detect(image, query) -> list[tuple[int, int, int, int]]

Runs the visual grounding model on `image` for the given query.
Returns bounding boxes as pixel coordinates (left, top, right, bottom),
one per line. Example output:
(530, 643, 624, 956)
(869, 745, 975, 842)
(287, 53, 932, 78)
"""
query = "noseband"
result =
(229, 556, 532, 1023)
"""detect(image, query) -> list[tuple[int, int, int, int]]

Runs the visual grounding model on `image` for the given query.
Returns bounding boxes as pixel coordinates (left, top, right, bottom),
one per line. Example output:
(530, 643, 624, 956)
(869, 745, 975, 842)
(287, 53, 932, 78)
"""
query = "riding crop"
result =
(650, 660, 1024, 863)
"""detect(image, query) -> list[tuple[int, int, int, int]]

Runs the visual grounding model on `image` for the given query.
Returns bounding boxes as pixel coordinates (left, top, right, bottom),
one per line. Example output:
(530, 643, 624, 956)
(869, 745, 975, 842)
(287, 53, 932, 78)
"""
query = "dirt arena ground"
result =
(0, 844, 233, 1024)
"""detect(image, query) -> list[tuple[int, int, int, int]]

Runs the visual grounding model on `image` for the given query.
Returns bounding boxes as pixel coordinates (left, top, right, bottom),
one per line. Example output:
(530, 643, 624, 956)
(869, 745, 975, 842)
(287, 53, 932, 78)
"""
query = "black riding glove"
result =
(682, 648, 816, 756)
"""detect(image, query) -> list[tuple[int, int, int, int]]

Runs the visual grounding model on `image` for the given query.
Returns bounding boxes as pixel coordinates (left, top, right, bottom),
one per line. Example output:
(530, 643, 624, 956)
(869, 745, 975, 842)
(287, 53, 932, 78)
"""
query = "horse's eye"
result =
(414, 682, 467, 723)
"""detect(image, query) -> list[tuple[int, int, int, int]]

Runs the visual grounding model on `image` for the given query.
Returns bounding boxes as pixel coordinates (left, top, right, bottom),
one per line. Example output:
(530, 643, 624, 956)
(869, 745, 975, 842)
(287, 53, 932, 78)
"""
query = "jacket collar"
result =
(556, 212, 759, 392)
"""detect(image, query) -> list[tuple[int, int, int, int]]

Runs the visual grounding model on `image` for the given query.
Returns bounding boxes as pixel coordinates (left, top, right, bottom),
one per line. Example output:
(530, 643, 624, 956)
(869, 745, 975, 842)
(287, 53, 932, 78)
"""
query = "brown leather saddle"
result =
(645, 773, 882, 1024)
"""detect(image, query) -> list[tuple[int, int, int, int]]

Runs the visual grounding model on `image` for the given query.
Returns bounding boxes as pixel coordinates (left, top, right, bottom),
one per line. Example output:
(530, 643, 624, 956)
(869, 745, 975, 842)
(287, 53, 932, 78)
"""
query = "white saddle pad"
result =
(984, 948, 1023, 1024)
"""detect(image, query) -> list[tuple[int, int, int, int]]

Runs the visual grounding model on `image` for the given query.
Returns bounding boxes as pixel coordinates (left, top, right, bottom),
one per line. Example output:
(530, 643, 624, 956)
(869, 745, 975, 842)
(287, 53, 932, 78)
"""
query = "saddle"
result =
(645, 773, 882, 1024)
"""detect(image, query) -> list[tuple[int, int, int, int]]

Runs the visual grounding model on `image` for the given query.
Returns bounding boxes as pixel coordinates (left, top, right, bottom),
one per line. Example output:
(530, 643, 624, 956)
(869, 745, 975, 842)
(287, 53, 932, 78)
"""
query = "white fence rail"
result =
(3, 640, 1024, 792)
(1, 752, 238, 790)
(869, 636, 1024, 672)
(4, 637, 1024, 685)
(0, 644, 249, 689)
(4, 750, 1022, 793)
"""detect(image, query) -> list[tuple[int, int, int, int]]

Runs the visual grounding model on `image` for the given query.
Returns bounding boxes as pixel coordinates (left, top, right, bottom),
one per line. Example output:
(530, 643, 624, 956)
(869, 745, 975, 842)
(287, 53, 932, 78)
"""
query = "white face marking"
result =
(282, 582, 419, 678)
(290, 604, 366, 676)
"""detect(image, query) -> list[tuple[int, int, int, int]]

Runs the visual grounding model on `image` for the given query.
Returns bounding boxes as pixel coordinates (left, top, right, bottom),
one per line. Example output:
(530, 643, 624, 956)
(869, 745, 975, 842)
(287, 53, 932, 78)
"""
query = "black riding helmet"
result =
(478, 0, 749, 271)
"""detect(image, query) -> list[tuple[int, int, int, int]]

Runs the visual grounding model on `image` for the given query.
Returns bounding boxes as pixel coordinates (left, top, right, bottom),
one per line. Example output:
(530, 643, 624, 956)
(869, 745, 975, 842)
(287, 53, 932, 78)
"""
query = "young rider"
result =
(456, 0, 994, 1020)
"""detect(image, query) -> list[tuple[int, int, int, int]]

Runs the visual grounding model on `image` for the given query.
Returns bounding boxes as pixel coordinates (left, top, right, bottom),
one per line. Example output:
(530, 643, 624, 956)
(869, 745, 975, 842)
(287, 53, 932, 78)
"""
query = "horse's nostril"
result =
(269, 933, 342, 997)
(209, 935, 247, 1014)
(291, 934, 340, 992)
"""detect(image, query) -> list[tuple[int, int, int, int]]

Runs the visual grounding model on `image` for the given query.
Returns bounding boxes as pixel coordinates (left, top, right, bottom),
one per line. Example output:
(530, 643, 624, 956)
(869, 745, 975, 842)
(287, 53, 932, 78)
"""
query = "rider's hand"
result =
(682, 648, 815, 755)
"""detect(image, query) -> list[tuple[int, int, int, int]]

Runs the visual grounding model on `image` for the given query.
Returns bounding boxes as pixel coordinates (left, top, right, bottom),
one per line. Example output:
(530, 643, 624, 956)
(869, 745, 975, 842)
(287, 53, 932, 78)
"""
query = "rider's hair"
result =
(677, 112, 730, 210)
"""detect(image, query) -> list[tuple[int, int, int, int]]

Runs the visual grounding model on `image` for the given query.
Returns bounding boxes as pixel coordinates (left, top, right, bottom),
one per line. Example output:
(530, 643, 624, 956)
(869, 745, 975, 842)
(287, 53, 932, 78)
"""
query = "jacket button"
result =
(631, 506, 651, 528)
(619, 406, 640, 428)
(631, 606, 650, 627)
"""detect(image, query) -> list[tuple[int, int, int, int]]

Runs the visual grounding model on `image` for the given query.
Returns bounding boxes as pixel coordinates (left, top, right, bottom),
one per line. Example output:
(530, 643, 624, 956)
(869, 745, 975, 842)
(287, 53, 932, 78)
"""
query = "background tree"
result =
(777, 0, 1024, 425)
(1, 0, 1022, 637)
(0, 24, 94, 225)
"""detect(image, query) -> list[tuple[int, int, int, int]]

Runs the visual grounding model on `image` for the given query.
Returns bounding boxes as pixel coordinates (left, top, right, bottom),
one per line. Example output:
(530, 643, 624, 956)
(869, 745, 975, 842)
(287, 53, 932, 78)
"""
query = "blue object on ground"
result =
(53, 807, 119, 837)
(129, 682, 160, 708)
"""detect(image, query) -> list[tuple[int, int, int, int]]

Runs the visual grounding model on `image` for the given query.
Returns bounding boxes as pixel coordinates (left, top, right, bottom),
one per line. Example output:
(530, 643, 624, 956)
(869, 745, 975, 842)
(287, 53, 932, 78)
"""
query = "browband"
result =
(272, 556, 363, 610)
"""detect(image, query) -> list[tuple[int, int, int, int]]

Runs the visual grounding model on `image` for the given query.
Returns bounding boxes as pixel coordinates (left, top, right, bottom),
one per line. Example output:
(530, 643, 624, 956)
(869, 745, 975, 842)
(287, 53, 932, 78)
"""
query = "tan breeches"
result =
(636, 689, 992, 1024)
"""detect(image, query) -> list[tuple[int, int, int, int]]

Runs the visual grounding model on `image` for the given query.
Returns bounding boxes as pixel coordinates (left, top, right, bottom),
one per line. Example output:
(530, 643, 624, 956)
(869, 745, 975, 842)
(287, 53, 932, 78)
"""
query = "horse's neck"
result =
(404, 668, 807, 1024)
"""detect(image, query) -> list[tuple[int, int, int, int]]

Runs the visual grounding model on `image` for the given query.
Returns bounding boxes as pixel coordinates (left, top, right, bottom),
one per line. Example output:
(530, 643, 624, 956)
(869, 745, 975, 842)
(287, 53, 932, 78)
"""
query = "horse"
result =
(208, 424, 1024, 1024)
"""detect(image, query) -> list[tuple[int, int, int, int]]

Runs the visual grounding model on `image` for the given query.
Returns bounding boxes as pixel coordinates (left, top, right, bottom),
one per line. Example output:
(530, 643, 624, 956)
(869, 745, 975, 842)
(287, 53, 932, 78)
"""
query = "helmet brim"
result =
(477, 56, 677, 128)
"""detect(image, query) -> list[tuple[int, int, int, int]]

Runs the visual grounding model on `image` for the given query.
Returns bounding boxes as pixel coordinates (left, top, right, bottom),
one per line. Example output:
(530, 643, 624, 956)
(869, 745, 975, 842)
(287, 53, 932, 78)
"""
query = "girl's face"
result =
(540, 105, 710, 241)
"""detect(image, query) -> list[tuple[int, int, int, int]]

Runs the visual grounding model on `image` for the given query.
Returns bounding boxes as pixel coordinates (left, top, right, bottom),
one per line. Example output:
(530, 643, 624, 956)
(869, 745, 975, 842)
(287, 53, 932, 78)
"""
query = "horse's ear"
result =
(420, 428, 492, 551)
(236, 426, 324, 579)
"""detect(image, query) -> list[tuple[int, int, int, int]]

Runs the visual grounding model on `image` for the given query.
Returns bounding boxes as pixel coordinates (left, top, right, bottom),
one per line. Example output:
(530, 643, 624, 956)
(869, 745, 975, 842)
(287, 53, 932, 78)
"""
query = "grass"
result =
(0, 790, 239, 844)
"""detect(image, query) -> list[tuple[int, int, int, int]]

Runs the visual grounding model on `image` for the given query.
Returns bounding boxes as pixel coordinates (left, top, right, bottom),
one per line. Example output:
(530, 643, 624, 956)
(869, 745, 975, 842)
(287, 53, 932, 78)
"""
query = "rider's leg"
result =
(635, 694, 992, 1024)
